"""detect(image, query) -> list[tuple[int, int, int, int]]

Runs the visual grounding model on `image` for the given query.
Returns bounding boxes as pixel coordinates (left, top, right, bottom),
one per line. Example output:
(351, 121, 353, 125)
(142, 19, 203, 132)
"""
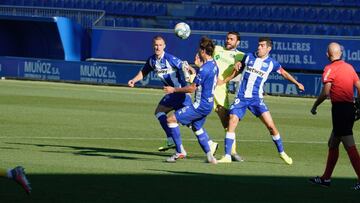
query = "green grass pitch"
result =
(0, 79, 359, 202)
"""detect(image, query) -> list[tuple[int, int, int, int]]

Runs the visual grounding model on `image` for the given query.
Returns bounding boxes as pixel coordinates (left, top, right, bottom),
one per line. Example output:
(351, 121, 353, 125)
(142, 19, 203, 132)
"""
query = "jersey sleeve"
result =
(142, 58, 153, 75)
(234, 51, 245, 63)
(272, 60, 282, 74)
(193, 68, 205, 87)
(322, 65, 334, 83)
(167, 54, 183, 70)
(352, 66, 360, 84)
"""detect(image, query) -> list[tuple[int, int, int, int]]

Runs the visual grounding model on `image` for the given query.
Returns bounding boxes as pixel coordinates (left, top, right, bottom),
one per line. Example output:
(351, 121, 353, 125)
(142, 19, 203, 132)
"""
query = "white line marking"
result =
(0, 136, 349, 144)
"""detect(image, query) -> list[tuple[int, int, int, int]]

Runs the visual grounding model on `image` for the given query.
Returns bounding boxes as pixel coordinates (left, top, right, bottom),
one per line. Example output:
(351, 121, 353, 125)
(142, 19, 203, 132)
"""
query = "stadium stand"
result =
(0, 0, 360, 35)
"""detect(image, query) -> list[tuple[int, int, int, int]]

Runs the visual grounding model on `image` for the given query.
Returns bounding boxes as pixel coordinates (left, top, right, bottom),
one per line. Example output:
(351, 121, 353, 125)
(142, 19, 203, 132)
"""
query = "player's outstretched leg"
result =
(272, 134, 293, 165)
(194, 128, 217, 164)
(166, 123, 187, 163)
(156, 112, 176, 152)
(10, 166, 32, 194)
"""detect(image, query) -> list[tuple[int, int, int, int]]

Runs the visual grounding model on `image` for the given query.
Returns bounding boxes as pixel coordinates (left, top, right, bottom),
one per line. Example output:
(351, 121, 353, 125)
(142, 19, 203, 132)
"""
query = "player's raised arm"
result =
(164, 83, 197, 94)
(280, 68, 305, 91)
(128, 62, 151, 87)
(217, 61, 243, 86)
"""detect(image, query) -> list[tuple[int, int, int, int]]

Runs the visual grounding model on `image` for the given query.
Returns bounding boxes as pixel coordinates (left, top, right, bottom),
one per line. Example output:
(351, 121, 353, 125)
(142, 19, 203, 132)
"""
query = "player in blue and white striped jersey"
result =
(128, 36, 192, 154)
(164, 36, 219, 164)
(217, 37, 305, 164)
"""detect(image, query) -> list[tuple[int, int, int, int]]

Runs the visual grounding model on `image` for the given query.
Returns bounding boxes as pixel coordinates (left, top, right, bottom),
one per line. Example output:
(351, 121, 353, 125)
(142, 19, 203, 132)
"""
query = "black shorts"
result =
(332, 102, 355, 136)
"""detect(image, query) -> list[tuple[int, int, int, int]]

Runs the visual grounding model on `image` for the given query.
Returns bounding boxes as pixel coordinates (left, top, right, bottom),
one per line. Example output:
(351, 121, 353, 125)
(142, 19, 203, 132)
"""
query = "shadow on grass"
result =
(5, 142, 170, 160)
(0, 173, 358, 203)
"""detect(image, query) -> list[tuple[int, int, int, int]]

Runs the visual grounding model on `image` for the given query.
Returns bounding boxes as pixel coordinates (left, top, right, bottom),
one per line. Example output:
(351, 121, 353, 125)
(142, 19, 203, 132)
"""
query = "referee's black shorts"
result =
(332, 102, 355, 136)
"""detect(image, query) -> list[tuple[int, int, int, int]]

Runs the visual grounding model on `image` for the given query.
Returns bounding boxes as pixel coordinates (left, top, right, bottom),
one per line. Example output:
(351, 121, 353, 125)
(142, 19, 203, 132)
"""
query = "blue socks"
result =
(194, 128, 210, 153)
(167, 123, 182, 153)
(224, 132, 235, 155)
(272, 134, 284, 153)
(156, 112, 172, 139)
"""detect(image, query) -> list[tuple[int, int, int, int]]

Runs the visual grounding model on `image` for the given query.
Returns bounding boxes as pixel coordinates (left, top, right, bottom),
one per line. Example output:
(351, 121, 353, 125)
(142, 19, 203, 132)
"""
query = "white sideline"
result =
(0, 136, 354, 144)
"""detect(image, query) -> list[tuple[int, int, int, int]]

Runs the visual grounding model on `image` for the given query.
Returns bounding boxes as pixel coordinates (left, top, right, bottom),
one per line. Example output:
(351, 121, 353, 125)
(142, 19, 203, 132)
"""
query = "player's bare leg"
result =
(259, 111, 293, 165)
(215, 105, 243, 161)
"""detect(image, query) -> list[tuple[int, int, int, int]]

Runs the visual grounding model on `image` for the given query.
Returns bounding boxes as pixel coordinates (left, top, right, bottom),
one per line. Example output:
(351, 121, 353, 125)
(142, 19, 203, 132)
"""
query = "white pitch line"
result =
(0, 136, 350, 144)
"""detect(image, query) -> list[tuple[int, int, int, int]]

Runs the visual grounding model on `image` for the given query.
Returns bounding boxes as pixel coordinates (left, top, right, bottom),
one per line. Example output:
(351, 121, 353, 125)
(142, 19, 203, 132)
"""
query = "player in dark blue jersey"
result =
(164, 36, 219, 164)
(128, 36, 191, 154)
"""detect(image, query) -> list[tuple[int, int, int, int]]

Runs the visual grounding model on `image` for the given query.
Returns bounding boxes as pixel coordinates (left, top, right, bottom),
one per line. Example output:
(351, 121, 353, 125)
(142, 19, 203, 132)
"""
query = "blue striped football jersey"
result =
(237, 53, 282, 99)
(142, 52, 187, 88)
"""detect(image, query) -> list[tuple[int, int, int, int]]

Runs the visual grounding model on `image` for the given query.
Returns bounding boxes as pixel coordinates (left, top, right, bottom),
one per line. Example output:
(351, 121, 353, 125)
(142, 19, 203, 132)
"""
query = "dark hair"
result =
(199, 36, 215, 56)
(153, 35, 165, 43)
(227, 31, 240, 41)
(258, 37, 272, 47)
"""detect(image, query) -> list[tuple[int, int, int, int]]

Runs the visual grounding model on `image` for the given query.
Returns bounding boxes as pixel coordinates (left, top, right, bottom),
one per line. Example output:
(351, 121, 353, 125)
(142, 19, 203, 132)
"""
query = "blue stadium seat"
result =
(105, 18, 115, 27)
(272, 7, 284, 21)
(95, 0, 105, 10)
(353, 9, 360, 23)
(289, 24, 302, 34)
(282, 7, 294, 22)
(157, 4, 167, 16)
(303, 8, 317, 22)
(260, 7, 271, 19)
(315, 24, 328, 35)
(267, 23, 279, 34)
(325, 26, 338, 36)
(215, 6, 228, 19)
(224, 21, 237, 31)
(195, 5, 208, 18)
(33, 0, 45, 7)
(340, 9, 353, 23)
(245, 22, 256, 33)
(54, 0, 64, 8)
(338, 26, 350, 36)
(351, 26, 360, 36)
(257, 23, 267, 33)
(191, 21, 203, 30)
(123, 2, 136, 15)
(135, 2, 146, 15)
(146, 3, 156, 15)
(23, 0, 34, 6)
(0, 0, 11, 5)
(227, 6, 238, 19)
(292, 7, 305, 21)
(317, 8, 329, 23)
(104, 1, 115, 14)
(248, 6, 260, 20)
(302, 25, 315, 35)
(279, 24, 291, 34)
(63, 0, 75, 8)
(237, 6, 249, 19)
(83, 0, 94, 9)
(328, 8, 340, 23)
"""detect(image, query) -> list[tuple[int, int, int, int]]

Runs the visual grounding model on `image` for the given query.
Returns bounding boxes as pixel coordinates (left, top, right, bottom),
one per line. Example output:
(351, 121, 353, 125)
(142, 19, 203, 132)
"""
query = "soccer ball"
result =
(174, 22, 191, 39)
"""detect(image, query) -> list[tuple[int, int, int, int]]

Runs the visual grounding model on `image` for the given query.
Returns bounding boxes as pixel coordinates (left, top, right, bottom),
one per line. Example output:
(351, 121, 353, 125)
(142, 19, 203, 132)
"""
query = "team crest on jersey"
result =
(214, 55, 220, 60)
(262, 63, 269, 68)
